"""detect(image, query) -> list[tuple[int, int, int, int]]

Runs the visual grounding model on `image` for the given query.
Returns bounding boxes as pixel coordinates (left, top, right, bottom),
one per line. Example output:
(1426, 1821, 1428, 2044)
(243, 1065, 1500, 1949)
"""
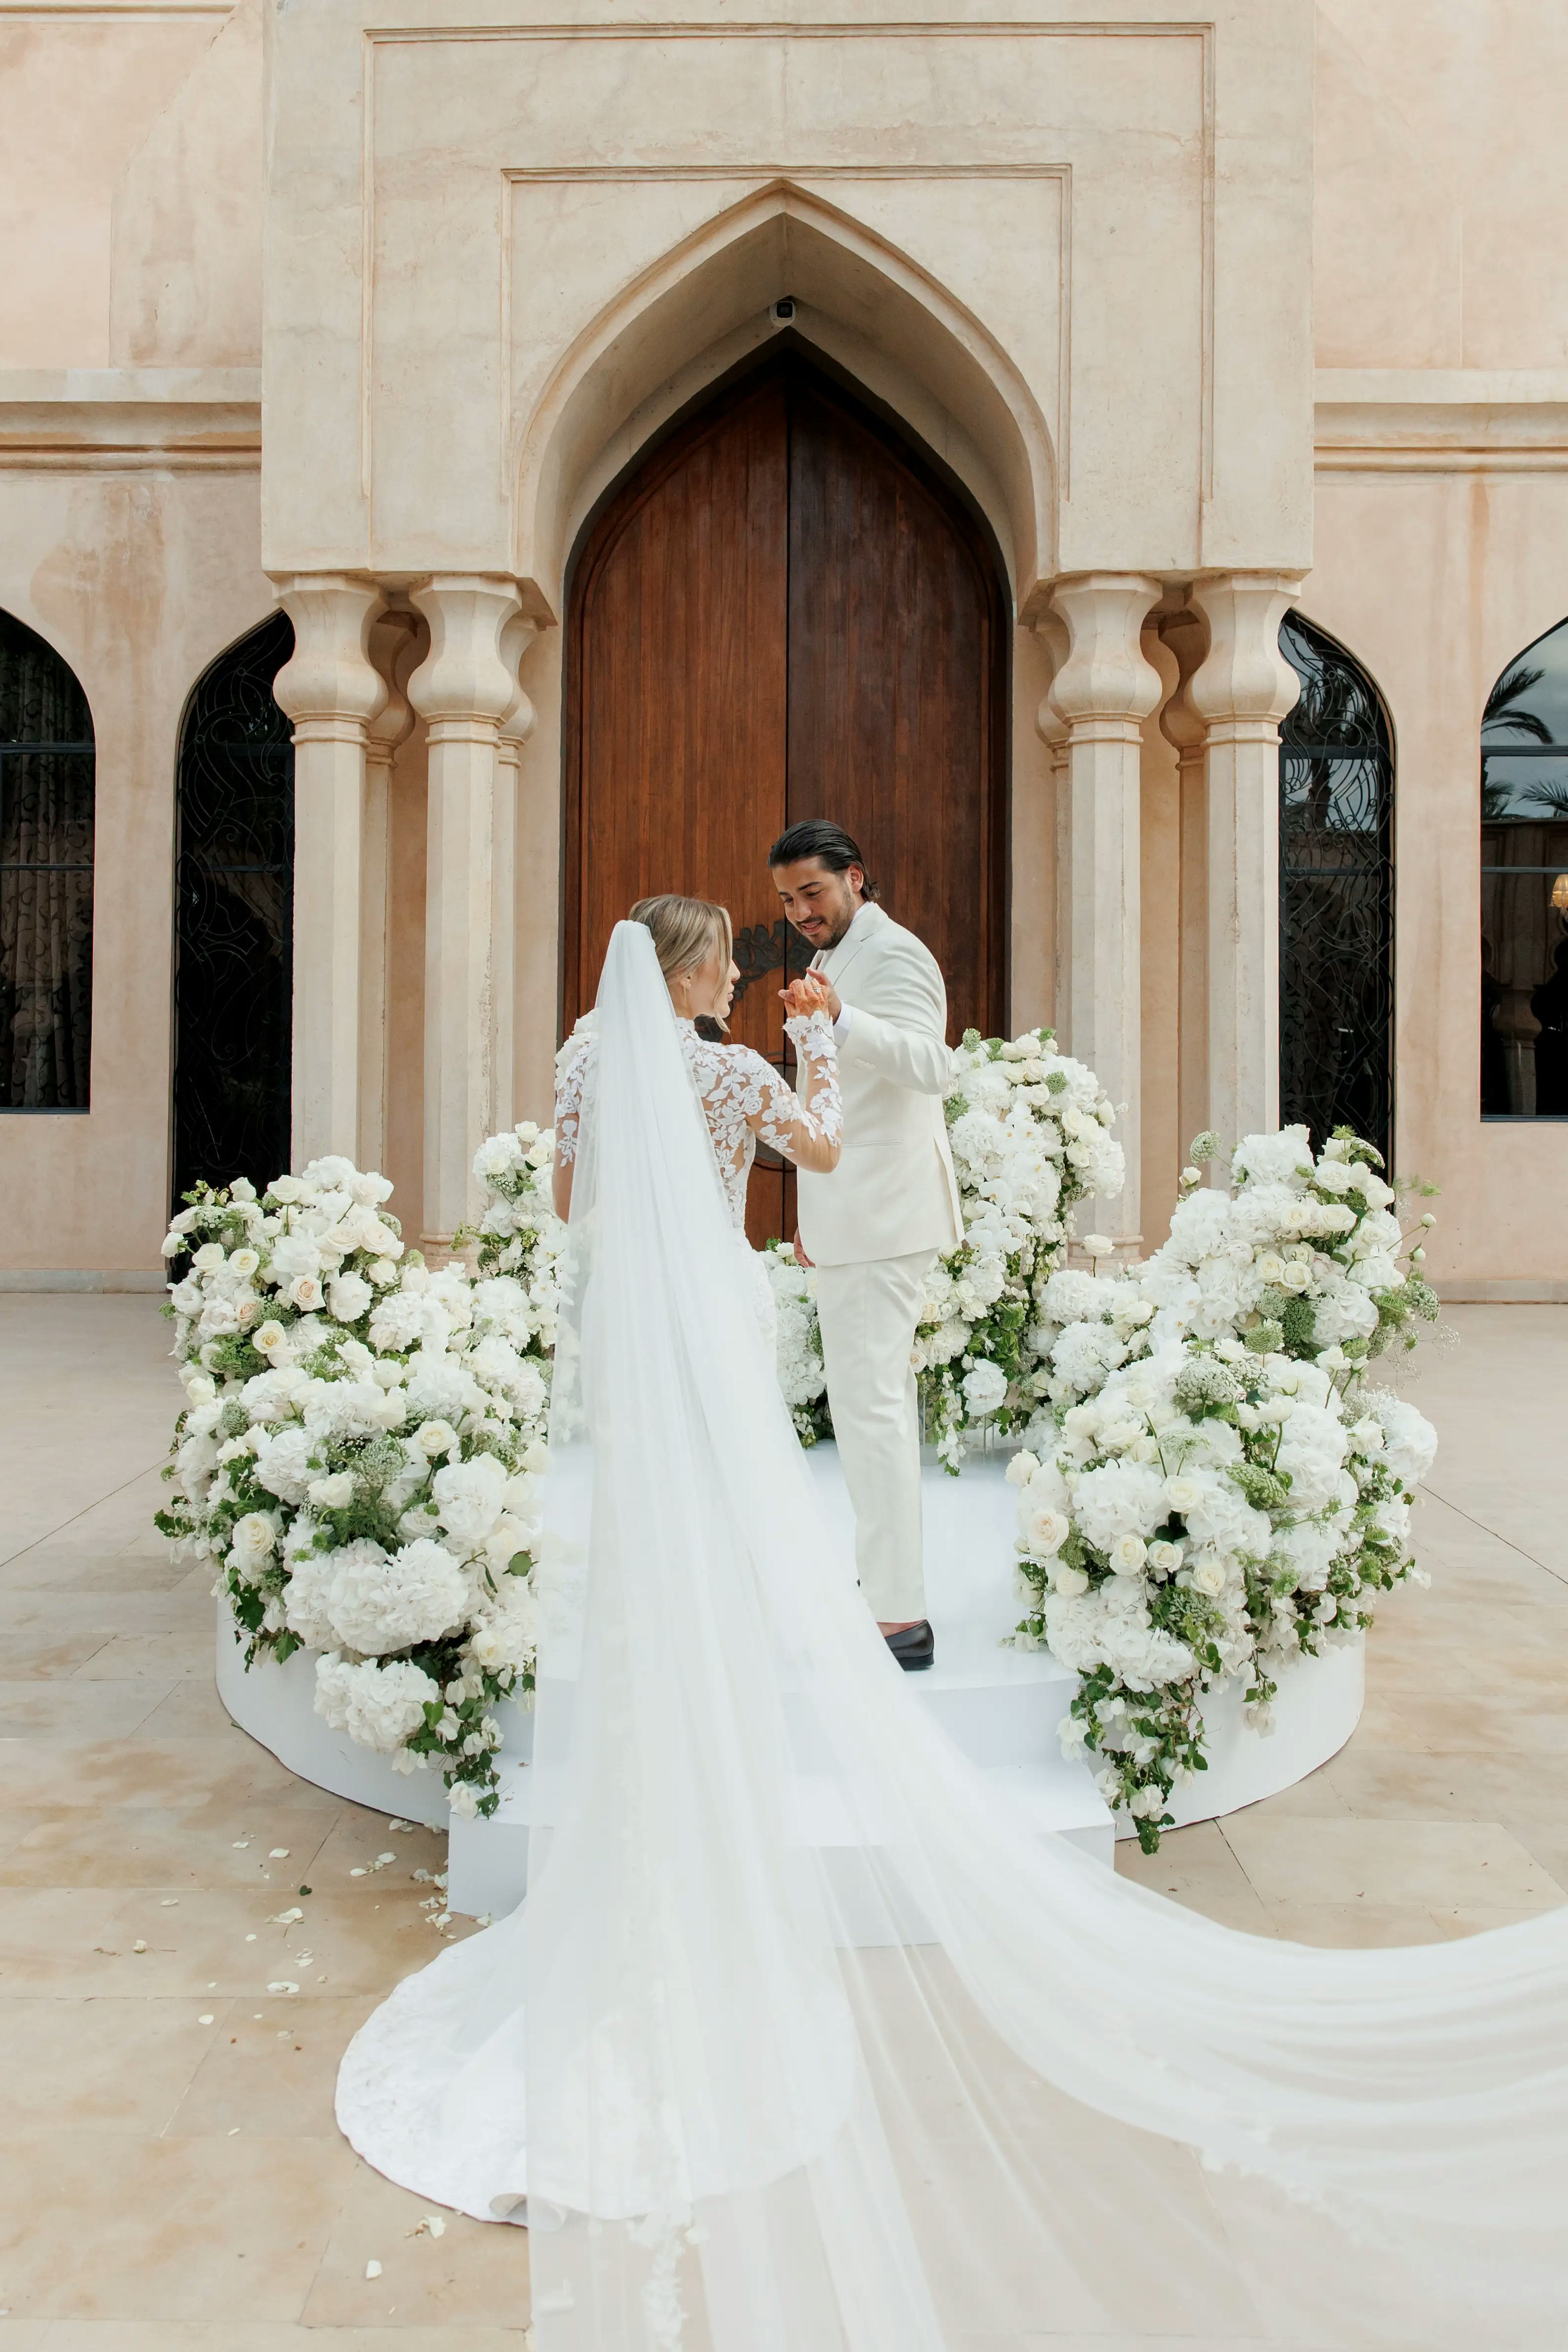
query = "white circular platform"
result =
(216, 1442, 1364, 1911)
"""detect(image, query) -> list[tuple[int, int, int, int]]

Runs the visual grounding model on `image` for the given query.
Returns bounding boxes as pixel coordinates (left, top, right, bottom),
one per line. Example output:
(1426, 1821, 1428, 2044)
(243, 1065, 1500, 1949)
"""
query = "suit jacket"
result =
(795, 902, 964, 1268)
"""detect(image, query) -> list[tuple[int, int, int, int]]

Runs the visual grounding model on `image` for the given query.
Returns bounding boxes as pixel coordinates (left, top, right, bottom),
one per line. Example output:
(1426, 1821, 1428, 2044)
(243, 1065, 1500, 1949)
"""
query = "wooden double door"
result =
(564, 346, 1008, 1243)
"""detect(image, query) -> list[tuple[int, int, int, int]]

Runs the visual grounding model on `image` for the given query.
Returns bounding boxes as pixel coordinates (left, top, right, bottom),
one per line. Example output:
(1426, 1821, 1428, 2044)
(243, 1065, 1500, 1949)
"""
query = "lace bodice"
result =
(556, 1011, 841, 1230)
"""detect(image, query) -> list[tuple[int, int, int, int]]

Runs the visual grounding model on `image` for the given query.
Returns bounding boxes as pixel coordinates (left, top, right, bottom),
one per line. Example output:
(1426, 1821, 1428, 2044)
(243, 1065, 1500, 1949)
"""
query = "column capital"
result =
(1043, 573, 1164, 737)
(1156, 602, 1209, 763)
(365, 605, 421, 770)
(407, 575, 523, 743)
(270, 575, 388, 742)
(1186, 571, 1304, 739)
(1030, 609, 1071, 750)
(497, 614, 541, 756)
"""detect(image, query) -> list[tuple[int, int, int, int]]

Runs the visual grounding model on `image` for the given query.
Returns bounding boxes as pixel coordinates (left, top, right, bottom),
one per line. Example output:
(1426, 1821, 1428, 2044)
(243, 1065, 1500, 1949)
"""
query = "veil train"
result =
(339, 921, 1568, 2351)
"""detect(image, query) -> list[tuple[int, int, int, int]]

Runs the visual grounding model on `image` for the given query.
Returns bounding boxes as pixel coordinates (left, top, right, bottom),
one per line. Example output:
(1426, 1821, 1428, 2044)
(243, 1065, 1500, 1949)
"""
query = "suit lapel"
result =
(821, 904, 886, 994)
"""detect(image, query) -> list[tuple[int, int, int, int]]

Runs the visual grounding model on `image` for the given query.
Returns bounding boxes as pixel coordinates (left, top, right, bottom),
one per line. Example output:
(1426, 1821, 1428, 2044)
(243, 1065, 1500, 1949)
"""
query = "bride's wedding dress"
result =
(339, 921, 1568, 2351)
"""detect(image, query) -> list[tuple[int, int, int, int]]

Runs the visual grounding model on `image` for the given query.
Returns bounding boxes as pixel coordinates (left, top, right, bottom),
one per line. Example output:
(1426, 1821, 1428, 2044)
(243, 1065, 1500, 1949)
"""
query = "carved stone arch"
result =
(514, 181, 1055, 622)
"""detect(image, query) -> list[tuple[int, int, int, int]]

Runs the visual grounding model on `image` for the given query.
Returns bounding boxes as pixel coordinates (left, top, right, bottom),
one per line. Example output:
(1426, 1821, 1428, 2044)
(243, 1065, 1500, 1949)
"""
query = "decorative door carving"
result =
(565, 347, 1008, 1244)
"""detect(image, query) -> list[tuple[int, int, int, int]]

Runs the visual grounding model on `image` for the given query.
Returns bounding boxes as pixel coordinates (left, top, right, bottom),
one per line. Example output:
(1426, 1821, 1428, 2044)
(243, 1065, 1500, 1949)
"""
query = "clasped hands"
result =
(779, 973, 840, 1024)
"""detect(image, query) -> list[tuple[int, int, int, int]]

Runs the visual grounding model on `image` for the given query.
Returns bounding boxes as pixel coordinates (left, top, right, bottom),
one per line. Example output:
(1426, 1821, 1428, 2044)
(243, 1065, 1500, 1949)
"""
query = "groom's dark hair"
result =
(767, 818, 879, 901)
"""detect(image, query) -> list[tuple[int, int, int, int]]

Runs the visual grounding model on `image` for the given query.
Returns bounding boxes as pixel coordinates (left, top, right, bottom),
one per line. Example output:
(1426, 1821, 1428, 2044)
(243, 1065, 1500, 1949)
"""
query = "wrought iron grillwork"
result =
(1278, 611, 1395, 1164)
(172, 612, 294, 1208)
(1477, 617, 1568, 1117)
(0, 612, 95, 1110)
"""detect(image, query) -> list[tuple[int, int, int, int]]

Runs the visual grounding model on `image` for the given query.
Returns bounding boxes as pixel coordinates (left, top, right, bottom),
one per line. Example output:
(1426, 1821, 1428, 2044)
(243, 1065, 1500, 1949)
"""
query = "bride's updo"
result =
(629, 894, 733, 984)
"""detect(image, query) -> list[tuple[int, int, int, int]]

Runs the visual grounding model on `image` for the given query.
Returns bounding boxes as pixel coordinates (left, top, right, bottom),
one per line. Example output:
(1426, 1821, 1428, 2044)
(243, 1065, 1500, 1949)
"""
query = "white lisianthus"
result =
(431, 1454, 509, 1550)
(330, 1272, 373, 1323)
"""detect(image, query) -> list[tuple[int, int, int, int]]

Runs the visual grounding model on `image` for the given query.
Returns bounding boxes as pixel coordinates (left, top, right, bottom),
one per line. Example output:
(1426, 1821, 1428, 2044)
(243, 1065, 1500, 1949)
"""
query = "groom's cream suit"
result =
(796, 902, 962, 1619)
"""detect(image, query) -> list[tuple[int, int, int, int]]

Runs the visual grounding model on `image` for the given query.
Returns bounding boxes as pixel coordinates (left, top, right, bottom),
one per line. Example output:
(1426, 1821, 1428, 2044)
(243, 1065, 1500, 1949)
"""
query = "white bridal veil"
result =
(340, 921, 1568, 2350)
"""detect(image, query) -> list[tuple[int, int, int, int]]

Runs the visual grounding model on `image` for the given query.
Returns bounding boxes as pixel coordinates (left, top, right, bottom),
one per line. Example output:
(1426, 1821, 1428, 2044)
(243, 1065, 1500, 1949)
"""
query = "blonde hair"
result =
(628, 894, 733, 985)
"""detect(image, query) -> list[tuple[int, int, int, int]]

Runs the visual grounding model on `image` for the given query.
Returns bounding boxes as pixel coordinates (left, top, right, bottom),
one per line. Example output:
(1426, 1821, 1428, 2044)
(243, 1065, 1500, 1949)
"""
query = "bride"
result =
(339, 903, 1568, 2352)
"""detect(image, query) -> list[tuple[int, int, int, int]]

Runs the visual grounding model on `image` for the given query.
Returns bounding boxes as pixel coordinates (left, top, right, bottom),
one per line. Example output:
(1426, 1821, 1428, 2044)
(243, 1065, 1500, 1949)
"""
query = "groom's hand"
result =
(792, 1229, 814, 1269)
(780, 976, 841, 1022)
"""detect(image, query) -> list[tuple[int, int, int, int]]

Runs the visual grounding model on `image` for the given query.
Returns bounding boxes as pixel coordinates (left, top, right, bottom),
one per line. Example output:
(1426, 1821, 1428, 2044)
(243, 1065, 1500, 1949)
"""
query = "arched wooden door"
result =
(564, 347, 1008, 1242)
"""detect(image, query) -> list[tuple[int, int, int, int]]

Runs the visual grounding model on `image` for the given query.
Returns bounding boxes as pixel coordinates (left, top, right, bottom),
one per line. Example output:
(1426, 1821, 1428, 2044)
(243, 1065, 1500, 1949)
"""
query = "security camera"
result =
(772, 298, 795, 323)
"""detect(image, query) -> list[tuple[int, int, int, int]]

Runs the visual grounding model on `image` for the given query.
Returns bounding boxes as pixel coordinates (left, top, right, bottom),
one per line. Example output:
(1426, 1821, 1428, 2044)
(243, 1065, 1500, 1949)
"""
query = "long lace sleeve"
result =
(751, 1012, 842, 1173)
(554, 1030, 596, 1166)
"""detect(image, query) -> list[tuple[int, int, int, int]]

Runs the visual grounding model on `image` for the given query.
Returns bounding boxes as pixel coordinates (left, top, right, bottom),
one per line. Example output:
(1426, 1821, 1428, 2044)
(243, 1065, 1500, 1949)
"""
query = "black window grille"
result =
(171, 612, 295, 1207)
(0, 611, 94, 1110)
(1479, 616, 1568, 1119)
(1278, 611, 1396, 1164)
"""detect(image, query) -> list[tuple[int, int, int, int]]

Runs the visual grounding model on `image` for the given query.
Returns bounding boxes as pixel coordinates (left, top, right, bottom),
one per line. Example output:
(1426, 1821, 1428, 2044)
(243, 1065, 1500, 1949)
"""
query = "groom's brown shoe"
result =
(884, 1620, 935, 1671)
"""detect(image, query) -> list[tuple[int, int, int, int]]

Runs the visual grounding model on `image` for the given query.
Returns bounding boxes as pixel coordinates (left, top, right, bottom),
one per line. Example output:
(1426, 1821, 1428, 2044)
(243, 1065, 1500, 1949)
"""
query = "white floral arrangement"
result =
(915, 1028, 1125, 1467)
(762, 1241, 833, 1442)
(157, 1152, 552, 1817)
(1007, 1126, 1440, 1850)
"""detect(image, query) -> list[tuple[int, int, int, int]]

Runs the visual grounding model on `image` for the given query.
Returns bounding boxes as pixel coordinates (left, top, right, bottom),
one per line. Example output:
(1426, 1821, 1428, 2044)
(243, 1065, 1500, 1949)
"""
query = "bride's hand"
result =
(780, 974, 839, 1024)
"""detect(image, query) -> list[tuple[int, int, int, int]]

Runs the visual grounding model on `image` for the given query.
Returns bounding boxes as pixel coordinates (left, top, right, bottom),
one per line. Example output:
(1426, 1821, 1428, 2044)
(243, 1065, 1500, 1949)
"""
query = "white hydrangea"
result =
(314, 1652, 439, 1751)
(328, 1536, 469, 1654)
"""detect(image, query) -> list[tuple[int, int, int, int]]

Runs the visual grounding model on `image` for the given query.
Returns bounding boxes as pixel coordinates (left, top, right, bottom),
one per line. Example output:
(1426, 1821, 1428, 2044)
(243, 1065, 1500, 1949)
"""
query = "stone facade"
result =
(2, 0, 1566, 1289)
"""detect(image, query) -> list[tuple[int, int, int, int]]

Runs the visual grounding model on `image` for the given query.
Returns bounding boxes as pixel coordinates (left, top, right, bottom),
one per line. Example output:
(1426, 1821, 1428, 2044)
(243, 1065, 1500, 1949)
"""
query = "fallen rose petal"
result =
(365, 2259, 383, 2279)
(198, 2013, 215, 2025)
(132, 1940, 147, 1953)
(269, 1848, 290, 1858)
(267, 1981, 299, 1995)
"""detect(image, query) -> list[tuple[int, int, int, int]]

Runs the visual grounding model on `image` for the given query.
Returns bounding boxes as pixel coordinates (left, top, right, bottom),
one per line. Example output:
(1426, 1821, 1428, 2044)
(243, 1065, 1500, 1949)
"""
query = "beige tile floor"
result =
(0, 1295, 1563, 2342)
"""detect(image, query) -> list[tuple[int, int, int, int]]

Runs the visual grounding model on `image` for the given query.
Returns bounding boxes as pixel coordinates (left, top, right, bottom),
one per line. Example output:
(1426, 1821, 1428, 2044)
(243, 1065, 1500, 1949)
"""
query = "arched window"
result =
(1480, 618, 1568, 1118)
(1278, 612, 1396, 1163)
(171, 612, 295, 1205)
(0, 611, 94, 1109)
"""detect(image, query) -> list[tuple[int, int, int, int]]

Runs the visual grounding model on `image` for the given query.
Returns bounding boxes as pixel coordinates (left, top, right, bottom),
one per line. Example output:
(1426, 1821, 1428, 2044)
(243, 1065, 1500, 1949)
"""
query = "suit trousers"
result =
(812, 1248, 937, 1622)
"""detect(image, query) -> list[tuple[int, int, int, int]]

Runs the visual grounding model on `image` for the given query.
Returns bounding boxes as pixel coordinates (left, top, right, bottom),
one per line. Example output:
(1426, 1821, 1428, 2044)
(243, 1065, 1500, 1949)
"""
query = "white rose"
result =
(1164, 1476, 1201, 1513)
(1023, 1505, 1069, 1557)
(412, 1417, 459, 1461)
(522, 1438, 549, 1475)
(182, 1371, 217, 1404)
(252, 1320, 289, 1358)
(307, 1471, 356, 1510)
(1053, 1565, 1090, 1598)
(229, 1512, 277, 1567)
(1109, 1534, 1147, 1576)
(1191, 1560, 1227, 1597)
(1005, 1449, 1041, 1489)
(289, 1275, 325, 1313)
(370, 1257, 400, 1287)
(1146, 1538, 1184, 1575)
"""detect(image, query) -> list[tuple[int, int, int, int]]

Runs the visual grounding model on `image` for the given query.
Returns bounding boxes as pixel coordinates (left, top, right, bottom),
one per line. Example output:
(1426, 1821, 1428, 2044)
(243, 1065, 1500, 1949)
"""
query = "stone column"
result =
(491, 616, 539, 1138)
(407, 575, 523, 1248)
(1031, 611, 1072, 1043)
(1187, 573, 1303, 1149)
(1157, 599, 1210, 1170)
(359, 604, 420, 1175)
(1042, 573, 1164, 1246)
(271, 575, 387, 1170)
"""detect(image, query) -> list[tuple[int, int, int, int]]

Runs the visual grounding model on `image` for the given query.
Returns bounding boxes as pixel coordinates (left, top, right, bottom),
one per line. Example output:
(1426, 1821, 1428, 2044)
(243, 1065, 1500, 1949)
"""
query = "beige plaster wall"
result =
(0, 466, 272, 1273)
(0, 5, 232, 369)
(262, 0, 1314, 594)
(1315, 0, 1568, 369)
(1305, 466, 1568, 1285)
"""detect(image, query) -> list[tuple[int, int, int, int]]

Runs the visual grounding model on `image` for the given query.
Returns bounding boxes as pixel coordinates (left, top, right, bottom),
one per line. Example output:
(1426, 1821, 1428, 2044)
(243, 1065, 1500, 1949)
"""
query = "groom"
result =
(771, 820, 962, 1669)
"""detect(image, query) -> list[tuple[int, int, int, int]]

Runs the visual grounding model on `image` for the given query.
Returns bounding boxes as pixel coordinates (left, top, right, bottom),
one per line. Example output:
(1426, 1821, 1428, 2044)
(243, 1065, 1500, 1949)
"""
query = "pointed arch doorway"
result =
(564, 343, 1009, 1244)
